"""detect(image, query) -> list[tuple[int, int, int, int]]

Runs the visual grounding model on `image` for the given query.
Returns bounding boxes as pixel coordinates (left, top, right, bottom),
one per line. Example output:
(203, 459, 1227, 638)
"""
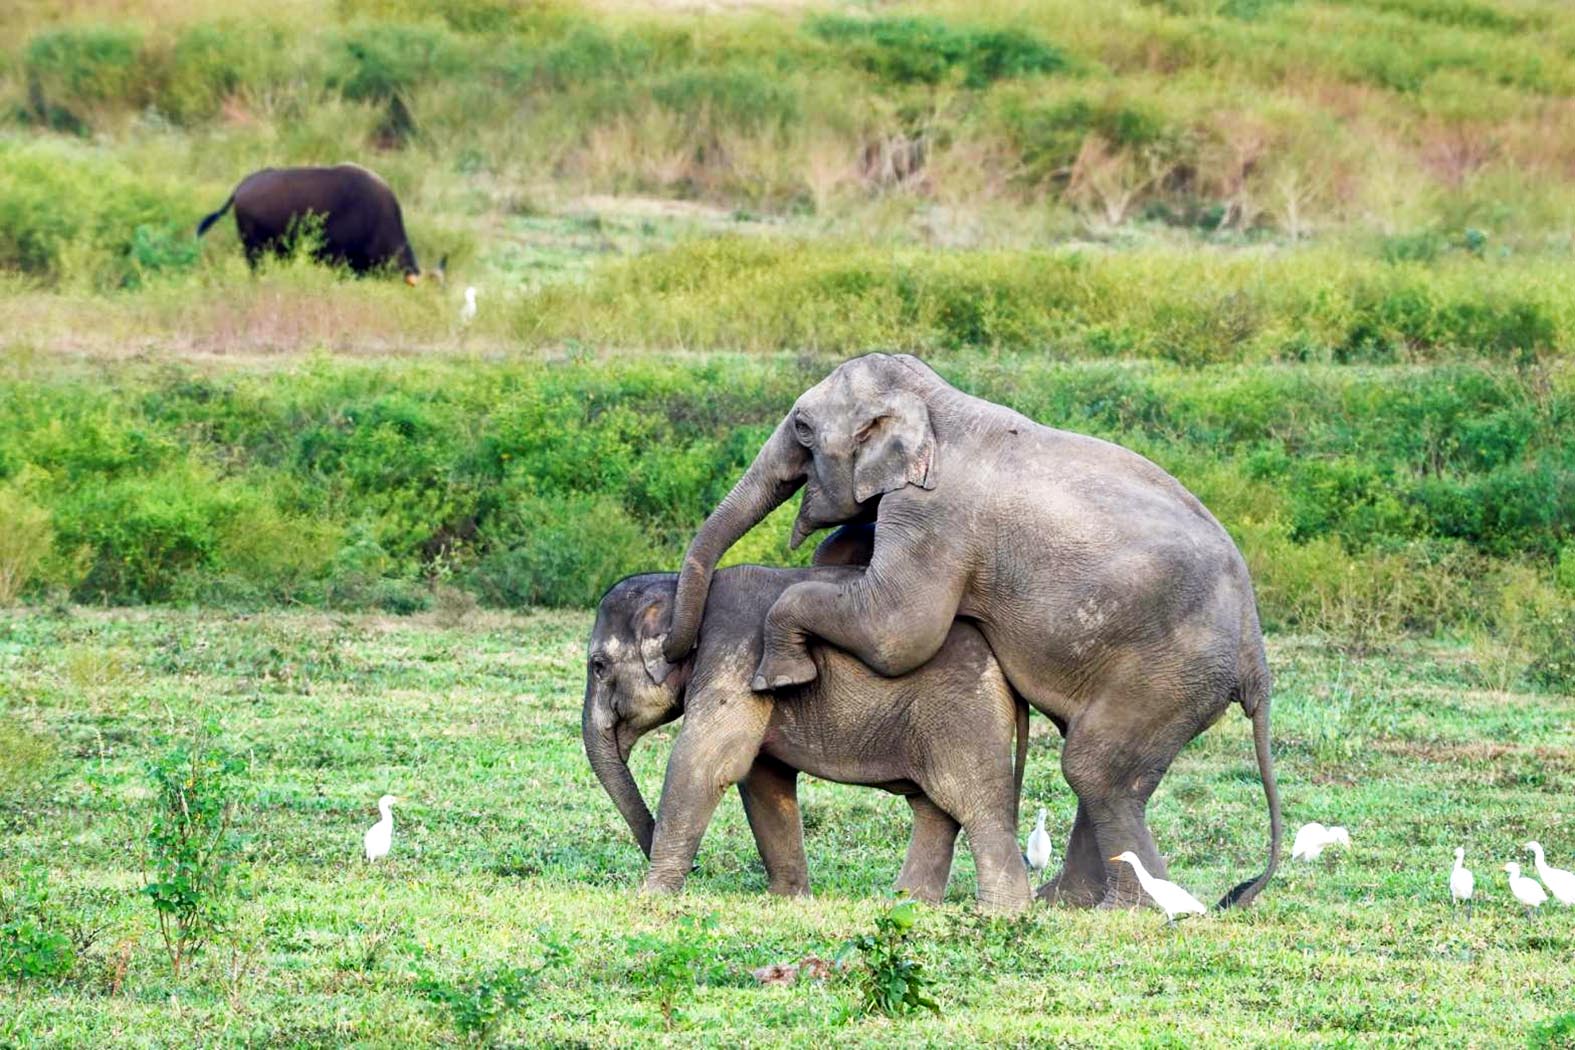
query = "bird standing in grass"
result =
(1025, 808, 1052, 876)
(1523, 842, 1575, 905)
(460, 286, 477, 327)
(1291, 822, 1350, 861)
(364, 794, 399, 862)
(1504, 862, 1547, 913)
(1449, 847, 1474, 917)
(1109, 852, 1207, 923)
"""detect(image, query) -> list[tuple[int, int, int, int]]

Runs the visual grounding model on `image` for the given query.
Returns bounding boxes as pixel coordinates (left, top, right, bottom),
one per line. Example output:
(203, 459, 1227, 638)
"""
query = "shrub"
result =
(330, 22, 466, 102)
(154, 22, 292, 124)
(625, 913, 723, 1030)
(0, 141, 200, 288)
(0, 868, 76, 988)
(141, 733, 246, 977)
(23, 25, 145, 131)
(468, 494, 658, 609)
(417, 939, 569, 1046)
(0, 485, 52, 604)
(0, 721, 59, 831)
(807, 16, 1065, 89)
(841, 899, 939, 1018)
(56, 469, 238, 603)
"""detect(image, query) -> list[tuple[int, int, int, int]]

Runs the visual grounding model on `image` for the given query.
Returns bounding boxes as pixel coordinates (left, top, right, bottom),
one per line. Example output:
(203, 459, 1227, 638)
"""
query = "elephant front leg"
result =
(752, 564, 962, 691)
(738, 759, 809, 897)
(644, 706, 769, 894)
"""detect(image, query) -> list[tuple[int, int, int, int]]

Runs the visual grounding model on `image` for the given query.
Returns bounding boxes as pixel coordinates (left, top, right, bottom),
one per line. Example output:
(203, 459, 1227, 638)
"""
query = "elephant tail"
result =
(1216, 681, 1281, 910)
(1011, 694, 1030, 806)
(196, 191, 236, 238)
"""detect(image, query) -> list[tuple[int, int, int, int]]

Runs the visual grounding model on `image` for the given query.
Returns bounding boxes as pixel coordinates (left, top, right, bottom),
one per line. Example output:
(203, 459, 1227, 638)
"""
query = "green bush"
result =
(807, 16, 1065, 89)
(330, 22, 466, 101)
(23, 25, 144, 131)
(0, 355, 1568, 638)
(0, 484, 53, 604)
(142, 733, 246, 977)
(1, 868, 76, 988)
(0, 141, 200, 288)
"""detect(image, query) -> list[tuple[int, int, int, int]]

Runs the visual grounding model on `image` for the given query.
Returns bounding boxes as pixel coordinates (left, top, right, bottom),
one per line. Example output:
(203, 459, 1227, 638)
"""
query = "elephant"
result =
(582, 562, 1033, 912)
(196, 164, 442, 281)
(663, 352, 1282, 910)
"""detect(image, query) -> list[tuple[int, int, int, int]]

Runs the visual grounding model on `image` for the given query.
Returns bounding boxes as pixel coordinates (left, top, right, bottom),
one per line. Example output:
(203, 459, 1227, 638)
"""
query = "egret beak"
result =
(1108, 855, 1123, 863)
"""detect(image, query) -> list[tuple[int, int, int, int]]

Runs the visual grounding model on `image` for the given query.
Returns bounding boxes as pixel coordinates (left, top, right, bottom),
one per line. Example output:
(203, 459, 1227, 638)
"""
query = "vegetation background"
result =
(1, 0, 1572, 1045)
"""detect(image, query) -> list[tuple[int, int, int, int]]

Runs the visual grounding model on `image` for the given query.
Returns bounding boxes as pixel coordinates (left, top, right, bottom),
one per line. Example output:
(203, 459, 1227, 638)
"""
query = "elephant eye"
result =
(793, 415, 815, 446)
(590, 654, 612, 680)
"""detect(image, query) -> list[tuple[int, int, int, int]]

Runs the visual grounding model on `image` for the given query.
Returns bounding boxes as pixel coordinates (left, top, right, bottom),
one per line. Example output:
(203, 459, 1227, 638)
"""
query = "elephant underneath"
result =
(582, 563, 1033, 912)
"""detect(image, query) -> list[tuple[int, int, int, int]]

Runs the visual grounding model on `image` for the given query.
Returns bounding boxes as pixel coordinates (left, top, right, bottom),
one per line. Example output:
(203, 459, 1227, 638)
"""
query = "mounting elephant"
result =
(582, 559, 1032, 912)
(663, 353, 1282, 910)
(196, 164, 441, 281)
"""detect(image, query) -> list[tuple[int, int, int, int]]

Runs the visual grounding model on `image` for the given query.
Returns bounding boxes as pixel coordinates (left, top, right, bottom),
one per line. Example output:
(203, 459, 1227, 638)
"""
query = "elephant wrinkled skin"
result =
(582, 564, 1032, 912)
(664, 353, 1282, 910)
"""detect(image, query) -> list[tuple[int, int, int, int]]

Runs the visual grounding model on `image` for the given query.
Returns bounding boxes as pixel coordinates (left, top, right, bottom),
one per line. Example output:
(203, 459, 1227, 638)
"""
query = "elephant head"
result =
(663, 353, 941, 661)
(583, 574, 689, 857)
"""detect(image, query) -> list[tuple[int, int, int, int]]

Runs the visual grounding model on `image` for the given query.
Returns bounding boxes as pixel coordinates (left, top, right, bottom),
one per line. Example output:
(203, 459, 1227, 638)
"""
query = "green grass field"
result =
(1, 609, 1572, 1047)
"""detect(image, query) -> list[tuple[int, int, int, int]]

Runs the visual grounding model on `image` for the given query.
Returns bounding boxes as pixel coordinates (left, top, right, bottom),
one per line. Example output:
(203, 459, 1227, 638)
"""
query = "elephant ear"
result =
(633, 597, 678, 685)
(852, 390, 937, 504)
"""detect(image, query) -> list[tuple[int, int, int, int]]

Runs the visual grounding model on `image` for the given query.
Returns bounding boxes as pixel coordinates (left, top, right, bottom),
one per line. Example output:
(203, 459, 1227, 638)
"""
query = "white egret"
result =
(364, 794, 399, 862)
(1291, 822, 1350, 861)
(1504, 862, 1547, 912)
(1524, 842, 1575, 905)
(460, 286, 477, 326)
(1109, 851, 1207, 923)
(1449, 847, 1474, 916)
(1291, 822, 1327, 860)
(1024, 808, 1052, 875)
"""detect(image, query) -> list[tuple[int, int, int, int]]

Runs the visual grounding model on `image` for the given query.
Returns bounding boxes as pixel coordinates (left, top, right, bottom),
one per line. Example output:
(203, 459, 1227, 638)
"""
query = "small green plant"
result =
(417, 937, 569, 1046)
(841, 899, 940, 1018)
(0, 868, 76, 988)
(1528, 1012, 1575, 1050)
(625, 913, 722, 1030)
(141, 733, 246, 977)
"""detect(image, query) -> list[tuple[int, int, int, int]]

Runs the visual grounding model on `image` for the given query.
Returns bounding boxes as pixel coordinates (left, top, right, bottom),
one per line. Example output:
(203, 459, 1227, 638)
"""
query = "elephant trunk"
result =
(664, 417, 806, 661)
(583, 698, 654, 858)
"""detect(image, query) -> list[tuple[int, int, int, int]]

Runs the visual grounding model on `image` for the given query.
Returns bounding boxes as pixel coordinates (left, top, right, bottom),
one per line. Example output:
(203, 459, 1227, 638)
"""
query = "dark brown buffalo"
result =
(196, 164, 440, 282)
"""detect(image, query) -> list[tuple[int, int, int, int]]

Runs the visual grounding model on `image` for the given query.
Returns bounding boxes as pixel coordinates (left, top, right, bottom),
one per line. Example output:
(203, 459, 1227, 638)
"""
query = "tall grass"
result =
(2, 0, 1574, 252)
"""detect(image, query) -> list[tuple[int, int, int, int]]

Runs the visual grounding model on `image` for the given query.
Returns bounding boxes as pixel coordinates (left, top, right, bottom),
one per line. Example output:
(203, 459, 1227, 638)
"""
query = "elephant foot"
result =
(751, 649, 818, 691)
(1035, 869, 1104, 908)
(639, 879, 682, 897)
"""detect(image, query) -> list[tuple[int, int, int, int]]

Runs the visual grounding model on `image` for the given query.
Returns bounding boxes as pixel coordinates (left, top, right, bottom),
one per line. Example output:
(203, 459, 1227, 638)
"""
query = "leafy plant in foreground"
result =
(0, 868, 75, 988)
(841, 898, 940, 1018)
(417, 936, 569, 1046)
(141, 733, 246, 977)
(625, 913, 723, 1030)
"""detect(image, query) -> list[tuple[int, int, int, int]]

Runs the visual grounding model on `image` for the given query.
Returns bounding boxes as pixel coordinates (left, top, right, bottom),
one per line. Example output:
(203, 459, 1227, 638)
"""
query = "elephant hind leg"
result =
(1036, 801, 1105, 908)
(1060, 712, 1185, 909)
(895, 796, 959, 903)
(738, 759, 810, 897)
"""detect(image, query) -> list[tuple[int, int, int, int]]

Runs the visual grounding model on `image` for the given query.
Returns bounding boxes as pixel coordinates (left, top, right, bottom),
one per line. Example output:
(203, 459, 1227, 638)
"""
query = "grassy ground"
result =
(2, 608, 1572, 1047)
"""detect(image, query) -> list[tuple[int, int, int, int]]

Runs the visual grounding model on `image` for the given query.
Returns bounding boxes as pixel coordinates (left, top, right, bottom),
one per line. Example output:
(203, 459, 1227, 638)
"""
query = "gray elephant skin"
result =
(582, 559, 1033, 912)
(663, 353, 1282, 909)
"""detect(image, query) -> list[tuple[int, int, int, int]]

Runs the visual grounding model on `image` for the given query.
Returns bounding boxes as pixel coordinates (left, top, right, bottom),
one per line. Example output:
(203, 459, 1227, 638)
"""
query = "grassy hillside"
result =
(3, 0, 1575, 297)
(0, 610, 1571, 1046)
